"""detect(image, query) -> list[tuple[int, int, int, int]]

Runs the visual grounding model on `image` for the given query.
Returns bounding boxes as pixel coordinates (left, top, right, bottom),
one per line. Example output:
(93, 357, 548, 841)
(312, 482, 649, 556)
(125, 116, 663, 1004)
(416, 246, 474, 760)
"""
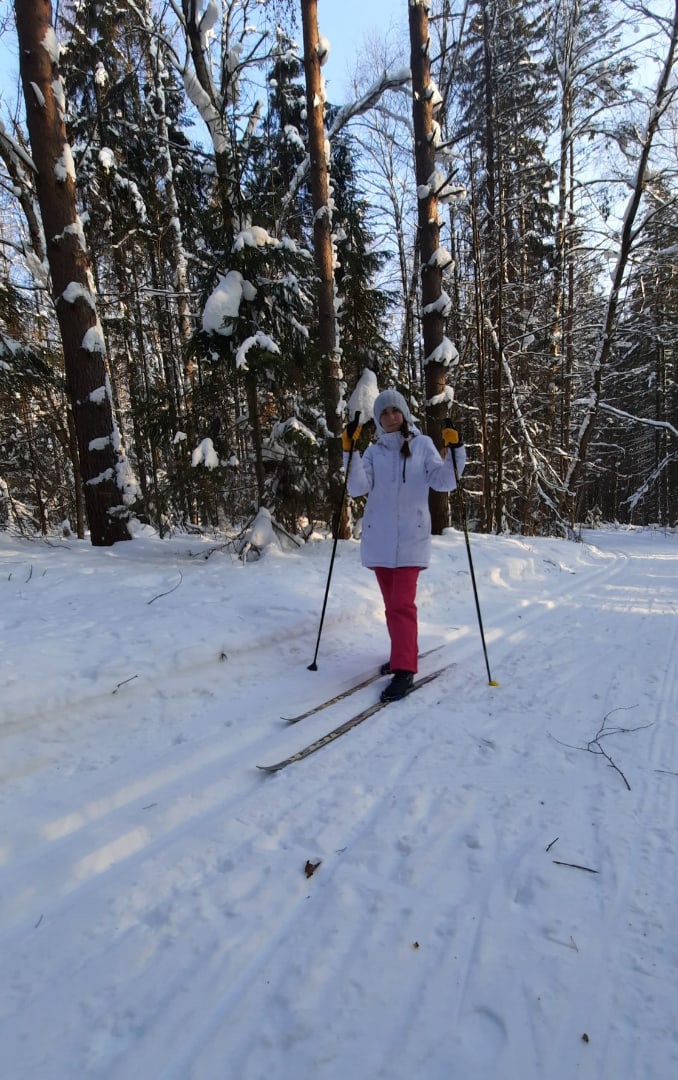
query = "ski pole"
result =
(449, 440, 499, 687)
(308, 413, 360, 671)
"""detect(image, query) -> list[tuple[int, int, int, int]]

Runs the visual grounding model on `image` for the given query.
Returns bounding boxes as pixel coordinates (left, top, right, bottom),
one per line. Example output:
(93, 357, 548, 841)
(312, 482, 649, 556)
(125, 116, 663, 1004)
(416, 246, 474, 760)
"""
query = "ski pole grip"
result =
(346, 411, 361, 440)
(442, 418, 463, 446)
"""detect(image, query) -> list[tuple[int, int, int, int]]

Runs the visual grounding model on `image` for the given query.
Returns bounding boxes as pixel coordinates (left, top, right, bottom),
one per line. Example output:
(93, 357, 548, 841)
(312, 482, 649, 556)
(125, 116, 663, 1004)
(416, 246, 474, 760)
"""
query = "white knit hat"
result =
(373, 389, 411, 429)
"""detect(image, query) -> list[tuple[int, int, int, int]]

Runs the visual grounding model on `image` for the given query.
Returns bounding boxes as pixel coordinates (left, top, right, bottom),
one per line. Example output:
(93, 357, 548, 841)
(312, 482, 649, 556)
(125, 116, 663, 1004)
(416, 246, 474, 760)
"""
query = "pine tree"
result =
(15, 0, 133, 545)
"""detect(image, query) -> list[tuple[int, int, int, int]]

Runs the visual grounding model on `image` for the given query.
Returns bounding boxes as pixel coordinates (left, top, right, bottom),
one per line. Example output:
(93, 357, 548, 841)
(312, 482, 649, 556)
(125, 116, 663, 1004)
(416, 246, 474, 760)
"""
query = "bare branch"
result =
(549, 706, 654, 791)
(147, 571, 183, 604)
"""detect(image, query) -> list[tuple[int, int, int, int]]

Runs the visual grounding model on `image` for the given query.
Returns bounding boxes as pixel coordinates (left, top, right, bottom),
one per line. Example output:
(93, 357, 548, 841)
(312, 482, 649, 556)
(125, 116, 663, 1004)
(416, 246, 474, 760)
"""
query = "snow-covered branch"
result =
(328, 69, 411, 138)
(280, 68, 411, 217)
(622, 453, 677, 510)
(598, 402, 678, 439)
(0, 119, 37, 174)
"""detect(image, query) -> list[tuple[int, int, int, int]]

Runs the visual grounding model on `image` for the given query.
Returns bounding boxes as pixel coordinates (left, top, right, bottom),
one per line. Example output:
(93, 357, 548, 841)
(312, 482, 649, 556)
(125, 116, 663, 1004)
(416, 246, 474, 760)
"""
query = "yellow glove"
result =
(341, 417, 362, 451)
(442, 425, 462, 446)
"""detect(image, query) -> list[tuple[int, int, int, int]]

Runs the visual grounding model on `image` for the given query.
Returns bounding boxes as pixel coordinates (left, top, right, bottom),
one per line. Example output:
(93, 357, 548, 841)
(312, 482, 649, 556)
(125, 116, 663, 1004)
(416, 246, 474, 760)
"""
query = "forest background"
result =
(0, 0, 676, 548)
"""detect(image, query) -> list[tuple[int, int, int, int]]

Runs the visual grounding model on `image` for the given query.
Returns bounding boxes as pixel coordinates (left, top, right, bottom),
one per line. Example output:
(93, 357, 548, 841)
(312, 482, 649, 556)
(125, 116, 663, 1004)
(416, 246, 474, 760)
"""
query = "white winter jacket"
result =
(345, 429, 467, 569)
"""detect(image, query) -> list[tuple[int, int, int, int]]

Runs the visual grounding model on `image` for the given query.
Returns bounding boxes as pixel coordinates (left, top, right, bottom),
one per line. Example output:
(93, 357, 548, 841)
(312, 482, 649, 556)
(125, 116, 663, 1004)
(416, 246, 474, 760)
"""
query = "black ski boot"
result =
(380, 661, 392, 676)
(380, 670, 414, 702)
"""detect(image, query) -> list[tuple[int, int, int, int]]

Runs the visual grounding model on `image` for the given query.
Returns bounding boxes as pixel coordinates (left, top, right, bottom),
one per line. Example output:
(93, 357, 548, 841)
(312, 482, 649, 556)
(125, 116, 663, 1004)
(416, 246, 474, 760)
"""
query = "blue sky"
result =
(315, 0, 406, 96)
(0, 1, 404, 112)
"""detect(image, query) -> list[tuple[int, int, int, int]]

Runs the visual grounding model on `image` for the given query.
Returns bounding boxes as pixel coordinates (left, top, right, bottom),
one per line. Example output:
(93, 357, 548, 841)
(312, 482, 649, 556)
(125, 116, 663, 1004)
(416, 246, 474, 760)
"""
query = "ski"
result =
(259, 663, 453, 773)
(281, 644, 445, 724)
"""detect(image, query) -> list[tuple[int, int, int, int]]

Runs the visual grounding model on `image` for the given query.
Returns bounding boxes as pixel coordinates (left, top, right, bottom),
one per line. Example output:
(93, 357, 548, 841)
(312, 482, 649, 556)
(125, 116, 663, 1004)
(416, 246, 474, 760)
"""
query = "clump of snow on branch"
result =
(238, 507, 286, 562)
(270, 417, 318, 446)
(192, 438, 219, 469)
(86, 468, 115, 488)
(424, 168, 465, 203)
(112, 175, 147, 222)
(40, 26, 61, 65)
(82, 323, 106, 354)
(427, 117, 443, 149)
(110, 420, 140, 508)
(317, 35, 330, 65)
(99, 147, 115, 171)
(30, 82, 46, 108)
(427, 385, 456, 409)
(64, 220, 87, 253)
(62, 281, 96, 309)
(232, 225, 280, 252)
(0, 118, 36, 174)
(247, 507, 275, 547)
(425, 336, 460, 369)
(52, 78, 66, 120)
(198, 0, 219, 47)
(202, 271, 257, 336)
(222, 47, 242, 105)
(89, 435, 112, 453)
(282, 124, 304, 154)
(422, 79, 443, 114)
(347, 369, 379, 426)
(235, 332, 280, 372)
(182, 70, 227, 155)
(54, 145, 76, 183)
(423, 291, 452, 317)
(428, 246, 454, 270)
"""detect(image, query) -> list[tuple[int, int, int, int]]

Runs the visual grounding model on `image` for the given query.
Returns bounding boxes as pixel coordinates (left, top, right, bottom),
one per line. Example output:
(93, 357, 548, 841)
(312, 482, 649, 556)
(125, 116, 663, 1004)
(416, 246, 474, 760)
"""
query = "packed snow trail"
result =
(0, 528, 676, 1079)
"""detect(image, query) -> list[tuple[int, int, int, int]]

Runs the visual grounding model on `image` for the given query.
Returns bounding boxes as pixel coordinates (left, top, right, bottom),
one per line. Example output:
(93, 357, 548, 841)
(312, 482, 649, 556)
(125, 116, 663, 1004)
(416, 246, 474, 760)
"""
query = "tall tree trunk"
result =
(469, 162, 491, 532)
(479, 0, 504, 533)
(409, 0, 448, 535)
(15, 0, 131, 545)
(300, 0, 346, 535)
(245, 371, 266, 501)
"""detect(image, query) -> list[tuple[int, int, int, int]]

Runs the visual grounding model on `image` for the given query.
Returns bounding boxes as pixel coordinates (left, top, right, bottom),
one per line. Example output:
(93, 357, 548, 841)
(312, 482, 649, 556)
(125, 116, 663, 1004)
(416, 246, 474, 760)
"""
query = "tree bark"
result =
(15, 0, 130, 544)
(300, 0, 346, 535)
(409, 0, 448, 534)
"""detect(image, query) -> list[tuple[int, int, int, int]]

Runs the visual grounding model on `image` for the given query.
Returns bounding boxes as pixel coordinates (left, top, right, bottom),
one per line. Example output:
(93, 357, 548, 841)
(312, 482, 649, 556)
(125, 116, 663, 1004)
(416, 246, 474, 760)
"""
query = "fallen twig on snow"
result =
(553, 860, 599, 874)
(147, 571, 183, 604)
(112, 674, 139, 694)
(549, 706, 652, 791)
(188, 541, 235, 560)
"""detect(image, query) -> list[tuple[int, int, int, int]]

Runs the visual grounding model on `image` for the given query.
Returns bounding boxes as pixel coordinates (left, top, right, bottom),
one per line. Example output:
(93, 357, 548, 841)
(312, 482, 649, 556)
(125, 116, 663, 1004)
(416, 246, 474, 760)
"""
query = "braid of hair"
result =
(400, 418, 412, 458)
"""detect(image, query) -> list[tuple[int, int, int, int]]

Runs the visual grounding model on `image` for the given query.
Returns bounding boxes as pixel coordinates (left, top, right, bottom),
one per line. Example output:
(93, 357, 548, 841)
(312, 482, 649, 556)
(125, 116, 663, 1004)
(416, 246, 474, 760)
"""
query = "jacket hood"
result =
(373, 389, 412, 432)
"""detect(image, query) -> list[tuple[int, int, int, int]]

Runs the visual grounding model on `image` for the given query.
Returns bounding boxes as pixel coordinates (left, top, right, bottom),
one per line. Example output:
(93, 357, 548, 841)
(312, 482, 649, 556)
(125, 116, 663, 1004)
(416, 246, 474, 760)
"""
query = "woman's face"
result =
(380, 407, 404, 433)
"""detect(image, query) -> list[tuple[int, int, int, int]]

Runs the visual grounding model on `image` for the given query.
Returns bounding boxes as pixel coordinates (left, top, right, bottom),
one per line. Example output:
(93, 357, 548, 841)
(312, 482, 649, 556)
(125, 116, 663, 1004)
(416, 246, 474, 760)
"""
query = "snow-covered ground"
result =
(1, 524, 676, 1080)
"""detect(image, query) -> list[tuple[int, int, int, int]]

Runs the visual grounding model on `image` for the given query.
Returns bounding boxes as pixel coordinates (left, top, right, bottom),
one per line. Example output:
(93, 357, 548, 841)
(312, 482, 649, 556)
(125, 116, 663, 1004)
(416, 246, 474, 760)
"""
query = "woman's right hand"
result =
(342, 417, 362, 451)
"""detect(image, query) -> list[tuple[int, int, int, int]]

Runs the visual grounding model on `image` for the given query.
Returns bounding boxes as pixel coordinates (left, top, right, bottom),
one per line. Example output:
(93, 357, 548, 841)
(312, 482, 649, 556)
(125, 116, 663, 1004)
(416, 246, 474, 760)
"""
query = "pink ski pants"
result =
(373, 566, 422, 673)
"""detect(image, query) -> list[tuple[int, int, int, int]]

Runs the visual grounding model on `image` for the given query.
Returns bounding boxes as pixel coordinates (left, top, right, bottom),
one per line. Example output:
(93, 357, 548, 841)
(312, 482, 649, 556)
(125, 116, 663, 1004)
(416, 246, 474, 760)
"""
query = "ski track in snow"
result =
(0, 529, 677, 1079)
